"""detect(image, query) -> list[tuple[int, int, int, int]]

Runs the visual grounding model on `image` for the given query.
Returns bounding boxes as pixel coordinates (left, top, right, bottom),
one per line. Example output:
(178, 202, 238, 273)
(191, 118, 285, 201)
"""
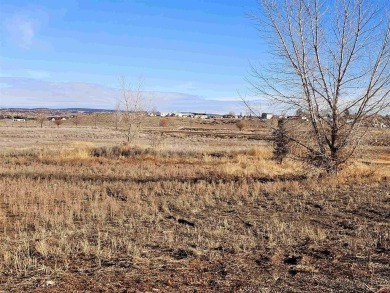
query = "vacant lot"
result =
(0, 124, 389, 292)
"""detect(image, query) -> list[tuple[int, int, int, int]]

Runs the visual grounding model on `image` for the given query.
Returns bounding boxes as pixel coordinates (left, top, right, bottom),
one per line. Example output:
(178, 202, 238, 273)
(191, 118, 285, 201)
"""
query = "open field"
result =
(0, 122, 389, 292)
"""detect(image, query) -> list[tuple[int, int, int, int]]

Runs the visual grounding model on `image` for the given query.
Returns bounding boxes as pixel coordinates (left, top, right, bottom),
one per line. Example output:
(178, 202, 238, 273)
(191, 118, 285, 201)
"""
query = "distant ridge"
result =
(0, 107, 114, 113)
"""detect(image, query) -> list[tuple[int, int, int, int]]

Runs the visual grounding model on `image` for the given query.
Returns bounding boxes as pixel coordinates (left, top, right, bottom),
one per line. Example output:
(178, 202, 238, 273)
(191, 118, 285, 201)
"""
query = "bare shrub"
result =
(72, 116, 80, 127)
(159, 118, 169, 127)
(236, 120, 247, 131)
(54, 119, 63, 128)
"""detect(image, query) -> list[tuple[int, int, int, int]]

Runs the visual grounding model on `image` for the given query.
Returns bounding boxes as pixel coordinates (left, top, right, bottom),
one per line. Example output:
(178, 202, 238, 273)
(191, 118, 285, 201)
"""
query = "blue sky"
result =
(0, 0, 267, 113)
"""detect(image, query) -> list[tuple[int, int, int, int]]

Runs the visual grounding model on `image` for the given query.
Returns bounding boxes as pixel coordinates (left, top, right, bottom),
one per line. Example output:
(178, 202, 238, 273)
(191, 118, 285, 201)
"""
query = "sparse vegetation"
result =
(0, 119, 389, 292)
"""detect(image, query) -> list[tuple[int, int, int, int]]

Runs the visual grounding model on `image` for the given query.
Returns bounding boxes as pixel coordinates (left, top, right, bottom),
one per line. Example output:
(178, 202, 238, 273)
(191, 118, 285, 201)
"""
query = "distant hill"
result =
(1, 107, 114, 113)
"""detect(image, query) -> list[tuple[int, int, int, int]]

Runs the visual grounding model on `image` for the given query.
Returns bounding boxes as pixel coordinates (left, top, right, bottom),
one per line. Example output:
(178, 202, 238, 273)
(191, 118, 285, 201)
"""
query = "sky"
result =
(0, 0, 269, 113)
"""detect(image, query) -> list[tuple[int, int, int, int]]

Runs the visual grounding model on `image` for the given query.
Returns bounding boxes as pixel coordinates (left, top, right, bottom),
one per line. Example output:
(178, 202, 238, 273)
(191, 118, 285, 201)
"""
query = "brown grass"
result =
(0, 124, 389, 292)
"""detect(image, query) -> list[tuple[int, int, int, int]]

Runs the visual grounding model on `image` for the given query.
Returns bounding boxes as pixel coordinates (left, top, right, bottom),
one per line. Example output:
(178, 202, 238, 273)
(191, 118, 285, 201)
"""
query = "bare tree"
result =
(36, 111, 47, 128)
(72, 115, 80, 127)
(249, 0, 390, 172)
(118, 76, 147, 143)
(93, 113, 99, 128)
(114, 101, 121, 130)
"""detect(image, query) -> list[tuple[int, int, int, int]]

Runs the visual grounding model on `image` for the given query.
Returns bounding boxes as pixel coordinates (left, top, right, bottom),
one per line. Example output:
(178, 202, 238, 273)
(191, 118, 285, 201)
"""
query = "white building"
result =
(261, 113, 273, 119)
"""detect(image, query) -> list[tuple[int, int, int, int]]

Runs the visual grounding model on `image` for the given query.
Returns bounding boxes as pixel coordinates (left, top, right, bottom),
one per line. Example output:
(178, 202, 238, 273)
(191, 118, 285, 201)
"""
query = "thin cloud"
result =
(5, 15, 36, 49)
(210, 95, 260, 102)
(0, 77, 246, 113)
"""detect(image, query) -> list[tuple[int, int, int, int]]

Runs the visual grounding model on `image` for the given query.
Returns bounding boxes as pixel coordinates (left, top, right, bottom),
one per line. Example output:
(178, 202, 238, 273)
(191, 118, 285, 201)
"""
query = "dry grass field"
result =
(0, 120, 389, 292)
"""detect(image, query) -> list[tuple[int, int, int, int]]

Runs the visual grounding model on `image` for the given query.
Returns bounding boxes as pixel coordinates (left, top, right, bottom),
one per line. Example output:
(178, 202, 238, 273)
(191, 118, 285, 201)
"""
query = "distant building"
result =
(372, 121, 387, 128)
(261, 113, 273, 119)
(193, 113, 208, 119)
(223, 114, 236, 119)
(48, 116, 67, 121)
(160, 112, 173, 117)
(287, 115, 308, 120)
(179, 112, 195, 118)
(13, 115, 27, 122)
(207, 114, 223, 119)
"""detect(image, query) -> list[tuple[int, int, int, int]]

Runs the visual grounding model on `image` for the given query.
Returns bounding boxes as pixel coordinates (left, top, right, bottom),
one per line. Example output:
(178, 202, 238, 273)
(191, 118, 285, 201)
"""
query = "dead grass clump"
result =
(1, 148, 40, 159)
(59, 147, 91, 161)
(90, 145, 156, 158)
(90, 144, 200, 160)
(245, 146, 273, 159)
(316, 162, 387, 187)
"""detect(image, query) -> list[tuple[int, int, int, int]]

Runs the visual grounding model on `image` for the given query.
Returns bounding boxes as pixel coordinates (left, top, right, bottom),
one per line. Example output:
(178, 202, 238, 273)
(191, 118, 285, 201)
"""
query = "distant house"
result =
(13, 115, 27, 122)
(372, 121, 387, 128)
(261, 113, 273, 119)
(48, 116, 67, 121)
(147, 111, 162, 117)
(179, 112, 195, 118)
(193, 113, 208, 119)
(207, 114, 223, 119)
(287, 115, 307, 120)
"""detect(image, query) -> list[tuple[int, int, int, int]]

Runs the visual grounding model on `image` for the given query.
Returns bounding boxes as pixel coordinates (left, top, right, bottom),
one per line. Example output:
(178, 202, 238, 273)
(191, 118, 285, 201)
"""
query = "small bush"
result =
(236, 120, 247, 131)
(54, 119, 63, 128)
(272, 118, 289, 164)
(159, 119, 169, 127)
